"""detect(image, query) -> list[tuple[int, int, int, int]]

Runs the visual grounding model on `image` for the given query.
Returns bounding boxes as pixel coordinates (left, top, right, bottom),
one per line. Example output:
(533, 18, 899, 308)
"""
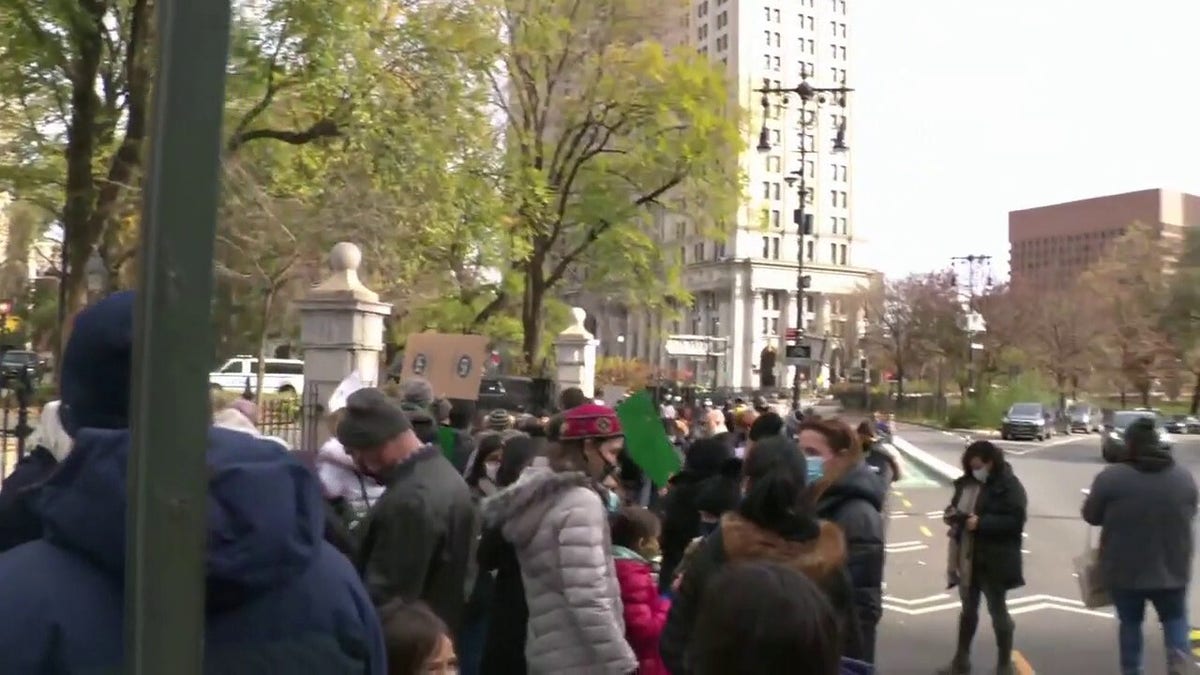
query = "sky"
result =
(851, 1, 1200, 281)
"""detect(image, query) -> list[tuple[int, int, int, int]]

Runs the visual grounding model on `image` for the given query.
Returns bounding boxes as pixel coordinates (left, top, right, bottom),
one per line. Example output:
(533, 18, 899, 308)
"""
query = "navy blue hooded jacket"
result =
(0, 424, 386, 673)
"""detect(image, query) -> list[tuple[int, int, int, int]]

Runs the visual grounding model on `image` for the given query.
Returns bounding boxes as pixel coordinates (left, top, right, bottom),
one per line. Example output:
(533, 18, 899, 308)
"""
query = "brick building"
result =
(1008, 188, 1200, 289)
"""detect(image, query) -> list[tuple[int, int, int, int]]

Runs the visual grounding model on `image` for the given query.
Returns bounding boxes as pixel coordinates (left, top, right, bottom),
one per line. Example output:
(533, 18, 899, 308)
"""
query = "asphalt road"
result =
(875, 424, 1200, 674)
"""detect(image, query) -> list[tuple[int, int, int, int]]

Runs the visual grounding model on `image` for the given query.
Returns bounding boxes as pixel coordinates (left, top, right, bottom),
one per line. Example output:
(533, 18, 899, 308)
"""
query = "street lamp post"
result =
(950, 254, 993, 398)
(755, 71, 852, 411)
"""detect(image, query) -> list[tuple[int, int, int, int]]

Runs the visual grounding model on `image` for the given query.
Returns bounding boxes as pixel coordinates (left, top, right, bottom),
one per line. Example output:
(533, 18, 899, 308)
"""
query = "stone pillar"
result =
(554, 307, 599, 399)
(294, 242, 392, 447)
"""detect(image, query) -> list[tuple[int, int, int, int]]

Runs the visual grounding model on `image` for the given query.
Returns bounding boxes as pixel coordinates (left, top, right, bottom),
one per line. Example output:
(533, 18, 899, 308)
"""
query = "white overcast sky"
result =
(851, 1, 1200, 280)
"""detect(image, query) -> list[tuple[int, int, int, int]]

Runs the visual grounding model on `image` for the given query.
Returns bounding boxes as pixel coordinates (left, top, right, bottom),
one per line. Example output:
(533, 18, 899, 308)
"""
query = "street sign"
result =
(785, 344, 812, 360)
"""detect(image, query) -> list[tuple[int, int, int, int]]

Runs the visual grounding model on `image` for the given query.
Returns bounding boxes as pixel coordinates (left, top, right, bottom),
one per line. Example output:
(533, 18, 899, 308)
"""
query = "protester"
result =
(856, 420, 901, 486)
(937, 440, 1027, 675)
(317, 408, 385, 533)
(692, 562, 873, 675)
(379, 600, 459, 675)
(699, 408, 730, 442)
(802, 418, 886, 664)
(558, 386, 589, 412)
(437, 396, 475, 472)
(732, 407, 758, 455)
(485, 408, 514, 432)
(660, 435, 865, 672)
(0, 401, 73, 553)
(1083, 417, 1198, 675)
(464, 432, 504, 502)
(0, 292, 385, 673)
(611, 505, 671, 675)
(748, 411, 786, 454)
(480, 403, 637, 674)
(657, 437, 736, 592)
(478, 434, 540, 675)
(338, 387, 477, 633)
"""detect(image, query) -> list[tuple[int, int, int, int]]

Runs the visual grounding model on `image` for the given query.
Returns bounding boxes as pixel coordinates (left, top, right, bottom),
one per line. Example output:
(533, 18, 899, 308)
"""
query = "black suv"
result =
(0, 350, 47, 386)
(1001, 402, 1051, 441)
(1102, 410, 1172, 462)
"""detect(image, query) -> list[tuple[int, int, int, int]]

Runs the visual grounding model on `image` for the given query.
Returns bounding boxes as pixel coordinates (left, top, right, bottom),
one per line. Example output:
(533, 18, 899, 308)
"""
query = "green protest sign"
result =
(616, 390, 682, 487)
(437, 426, 458, 461)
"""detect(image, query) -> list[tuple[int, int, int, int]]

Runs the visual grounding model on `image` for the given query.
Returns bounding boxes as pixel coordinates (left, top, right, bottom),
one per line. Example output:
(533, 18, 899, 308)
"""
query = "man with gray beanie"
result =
(399, 377, 474, 472)
(1083, 416, 1198, 675)
(339, 387, 476, 633)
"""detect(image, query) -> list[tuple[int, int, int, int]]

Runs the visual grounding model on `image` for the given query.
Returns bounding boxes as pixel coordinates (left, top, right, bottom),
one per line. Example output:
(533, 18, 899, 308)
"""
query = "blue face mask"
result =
(806, 455, 825, 483)
(605, 488, 621, 513)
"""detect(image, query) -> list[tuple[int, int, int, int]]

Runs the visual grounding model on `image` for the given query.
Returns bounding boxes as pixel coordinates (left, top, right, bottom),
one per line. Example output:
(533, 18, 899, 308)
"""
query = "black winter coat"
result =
(477, 526, 528, 674)
(656, 471, 710, 592)
(355, 445, 478, 633)
(948, 461, 1027, 590)
(0, 446, 58, 553)
(659, 512, 865, 673)
(814, 462, 887, 634)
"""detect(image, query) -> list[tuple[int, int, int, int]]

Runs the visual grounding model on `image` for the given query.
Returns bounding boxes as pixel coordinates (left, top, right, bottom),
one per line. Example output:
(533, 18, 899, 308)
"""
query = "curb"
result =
(898, 419, 1000, 438)
(889, 435, 960, 482)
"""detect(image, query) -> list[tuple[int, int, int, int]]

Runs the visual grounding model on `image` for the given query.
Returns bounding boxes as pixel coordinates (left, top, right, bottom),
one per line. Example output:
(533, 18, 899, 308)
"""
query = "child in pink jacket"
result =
(611, 506, 671, 675)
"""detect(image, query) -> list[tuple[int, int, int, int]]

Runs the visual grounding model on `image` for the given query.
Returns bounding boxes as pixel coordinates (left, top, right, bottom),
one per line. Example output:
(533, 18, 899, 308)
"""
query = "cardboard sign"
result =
(402, 332, 489, 400)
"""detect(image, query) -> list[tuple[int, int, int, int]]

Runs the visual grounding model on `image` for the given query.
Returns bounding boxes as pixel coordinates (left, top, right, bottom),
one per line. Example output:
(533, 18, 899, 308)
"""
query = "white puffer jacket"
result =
(481, 458, 636, 675)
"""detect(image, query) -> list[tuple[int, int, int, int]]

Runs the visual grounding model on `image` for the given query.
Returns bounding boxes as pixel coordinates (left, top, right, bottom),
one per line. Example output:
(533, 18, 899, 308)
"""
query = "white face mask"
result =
(484, 463, 499, 483)
(972, 467, 989, 483)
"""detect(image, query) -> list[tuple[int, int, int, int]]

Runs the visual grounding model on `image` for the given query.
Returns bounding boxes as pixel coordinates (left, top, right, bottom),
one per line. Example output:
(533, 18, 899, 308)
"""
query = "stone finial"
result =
(309, 242, 379, 302)
(556, 306, 593, 340)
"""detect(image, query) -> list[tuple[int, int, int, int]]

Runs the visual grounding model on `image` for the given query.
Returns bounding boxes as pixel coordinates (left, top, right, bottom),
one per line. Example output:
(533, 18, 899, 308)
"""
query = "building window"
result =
(698, 25, 708, 40)
(830, 190, 839, 207)
(805, 295, 815, 312)
(698, 1, 708, 17)
(764, 6, 771, 21)
(773, 32, 781, 47)
(715, 241, 727, 258)
(772, 182, 781, 199)
(839, 45, 847, 60)
(770, 318, 779, 335)
(773, 56, 781, 71)
(679, 246, 686, 263)
(762, 181, 771, 199)
(694, 242, 705, 261)
(830, 242, 837, 262)
(709, 316, 719, 336)
(829, 216, 837, 233)
(840, 190, 847, 206)
(766, 155, 781, 172)
(764, 54, 771, 70)
(805, 240, 814, 261)
(761, 236, 770, 258)
(772, 236, 781, 258)
(839, 244, 847, 265)
(716, 11, 727, 28)
(771, 209, 781, 227)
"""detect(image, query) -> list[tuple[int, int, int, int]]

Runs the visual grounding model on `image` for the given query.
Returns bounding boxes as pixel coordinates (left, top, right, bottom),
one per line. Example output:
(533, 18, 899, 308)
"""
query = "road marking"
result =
(902, 498, 913, 508)
(886, 540, 924, 548)
(882, 593, 1114, 618)
(886, 543, 928, 554)
(1003, 435, 1093, 456)
(1013, 650, 1035, 675)
(919, 525, 933, 537)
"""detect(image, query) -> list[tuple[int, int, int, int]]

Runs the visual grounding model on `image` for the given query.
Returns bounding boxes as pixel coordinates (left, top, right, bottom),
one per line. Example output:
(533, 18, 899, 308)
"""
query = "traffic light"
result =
(793, 210, 813, 234)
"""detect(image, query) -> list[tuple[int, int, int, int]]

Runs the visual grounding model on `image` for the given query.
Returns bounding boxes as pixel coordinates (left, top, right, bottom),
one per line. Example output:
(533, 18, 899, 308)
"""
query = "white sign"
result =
(327, 371, 367, 413)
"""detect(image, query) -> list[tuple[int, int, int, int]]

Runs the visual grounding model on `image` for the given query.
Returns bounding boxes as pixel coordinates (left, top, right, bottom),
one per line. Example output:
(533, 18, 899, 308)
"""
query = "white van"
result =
(209, 356, 304, 395)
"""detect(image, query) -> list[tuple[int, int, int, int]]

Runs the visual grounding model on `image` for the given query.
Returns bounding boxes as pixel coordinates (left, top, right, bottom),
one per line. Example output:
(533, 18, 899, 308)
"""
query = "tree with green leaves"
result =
(862, 272, 963, 403)
(474, 0, 743, 369)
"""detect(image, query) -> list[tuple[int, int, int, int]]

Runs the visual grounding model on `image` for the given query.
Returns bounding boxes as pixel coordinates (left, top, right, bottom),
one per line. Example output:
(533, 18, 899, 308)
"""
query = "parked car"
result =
(0, 350, 48, 386)
(1101, 409, 1172, 463)
(1066, 403, 1103, 434)
(1164, 414, 1200, 435)
(1001, 402, 1051, 441)
(209, 356, 304, 395)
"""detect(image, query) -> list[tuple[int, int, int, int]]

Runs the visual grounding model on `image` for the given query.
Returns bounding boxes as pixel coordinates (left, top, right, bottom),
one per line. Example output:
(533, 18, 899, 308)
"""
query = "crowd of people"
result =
(2, 292, 1190, 674)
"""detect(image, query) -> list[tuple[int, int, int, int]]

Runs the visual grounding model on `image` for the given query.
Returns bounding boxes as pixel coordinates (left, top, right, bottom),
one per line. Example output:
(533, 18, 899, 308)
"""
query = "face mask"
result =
(484, 463, 499, 483)
(605, 488, 621, 513)
(806, 455, 825, 483)
(972, 468, 989, 483)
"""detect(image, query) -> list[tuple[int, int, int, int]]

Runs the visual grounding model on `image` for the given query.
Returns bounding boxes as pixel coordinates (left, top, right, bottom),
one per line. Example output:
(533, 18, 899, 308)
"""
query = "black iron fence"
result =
(257, 389, 321, 451)
(0, 378, 39, 479)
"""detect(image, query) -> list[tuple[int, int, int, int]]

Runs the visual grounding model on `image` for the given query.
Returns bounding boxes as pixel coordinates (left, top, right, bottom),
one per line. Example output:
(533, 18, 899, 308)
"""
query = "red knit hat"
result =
(559, 403, 623, 440)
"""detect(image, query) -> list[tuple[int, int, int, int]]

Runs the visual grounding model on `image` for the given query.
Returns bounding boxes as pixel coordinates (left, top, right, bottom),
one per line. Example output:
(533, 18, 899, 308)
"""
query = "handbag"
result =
(1073, 525, 1111, 608)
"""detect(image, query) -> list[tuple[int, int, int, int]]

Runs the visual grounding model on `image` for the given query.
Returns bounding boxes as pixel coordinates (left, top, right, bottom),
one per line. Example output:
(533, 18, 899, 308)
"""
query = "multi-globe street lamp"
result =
(754, 71, 852, 410)
(950, 254, 994, 397)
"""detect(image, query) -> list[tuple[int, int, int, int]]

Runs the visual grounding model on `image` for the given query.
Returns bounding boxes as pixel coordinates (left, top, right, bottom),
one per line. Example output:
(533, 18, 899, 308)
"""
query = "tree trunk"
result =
(1056, 374, 1067, 412)
(1119, 387, 1127, 408)
(521, 261, 546, 374)
(1190, 374, 1200, 415)
(1139, 385, 1151, 407)
(254, 288, 276, 407)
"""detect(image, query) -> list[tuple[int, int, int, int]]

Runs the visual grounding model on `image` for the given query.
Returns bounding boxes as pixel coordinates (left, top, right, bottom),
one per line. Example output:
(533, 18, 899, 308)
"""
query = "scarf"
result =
(946, 482, 981, 592)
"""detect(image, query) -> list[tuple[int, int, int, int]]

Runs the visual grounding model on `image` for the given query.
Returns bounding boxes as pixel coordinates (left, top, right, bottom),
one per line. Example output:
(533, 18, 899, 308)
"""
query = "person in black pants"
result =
(938, 440, 1027, 675)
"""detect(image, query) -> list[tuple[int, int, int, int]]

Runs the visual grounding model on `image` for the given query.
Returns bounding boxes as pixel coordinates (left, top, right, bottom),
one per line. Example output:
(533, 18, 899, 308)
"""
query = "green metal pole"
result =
(124, 0, 231, 671)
